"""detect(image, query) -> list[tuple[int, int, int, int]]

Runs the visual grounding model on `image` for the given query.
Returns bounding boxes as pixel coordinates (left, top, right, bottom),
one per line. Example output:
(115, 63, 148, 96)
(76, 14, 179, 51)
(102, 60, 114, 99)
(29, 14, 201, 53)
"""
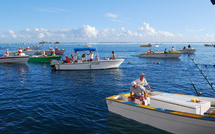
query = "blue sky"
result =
(0, 0, 215, 43)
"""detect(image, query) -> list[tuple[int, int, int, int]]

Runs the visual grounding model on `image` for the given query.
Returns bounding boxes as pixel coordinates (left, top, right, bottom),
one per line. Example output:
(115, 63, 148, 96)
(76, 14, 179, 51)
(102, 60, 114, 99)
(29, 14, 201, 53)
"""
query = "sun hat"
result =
(131, 81, 137, 86)
(140, 73, 145, 76)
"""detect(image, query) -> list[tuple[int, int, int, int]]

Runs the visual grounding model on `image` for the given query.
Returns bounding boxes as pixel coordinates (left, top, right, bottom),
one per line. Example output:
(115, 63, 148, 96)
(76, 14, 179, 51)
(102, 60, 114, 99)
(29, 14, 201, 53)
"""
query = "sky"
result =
(0, 0, 215, 43)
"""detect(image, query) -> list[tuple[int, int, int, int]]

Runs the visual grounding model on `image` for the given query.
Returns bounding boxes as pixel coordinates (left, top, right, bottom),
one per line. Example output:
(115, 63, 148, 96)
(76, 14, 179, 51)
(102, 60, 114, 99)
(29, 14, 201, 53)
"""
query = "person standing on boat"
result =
(70, 54, 74, 62)
(135, 73, 153, 92)
(129, 81, 148, 105)
(74, 51, 78, 62)
(171, 46, 176, 51)
(110, 51, 116, 60)
(87, 51, 93, 61)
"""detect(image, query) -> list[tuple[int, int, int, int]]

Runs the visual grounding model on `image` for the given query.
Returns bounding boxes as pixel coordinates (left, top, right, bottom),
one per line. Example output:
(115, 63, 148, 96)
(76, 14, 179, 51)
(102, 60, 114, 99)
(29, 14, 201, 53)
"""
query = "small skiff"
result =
(10, 50, 35, 56)
(139, 51, 182, 58)
(106, 91, 215, 134)
(140, 44, 152, 47)
(35, 49, 66, 55)
(0, 56, 30, 64)
(178, 48, 196, 54)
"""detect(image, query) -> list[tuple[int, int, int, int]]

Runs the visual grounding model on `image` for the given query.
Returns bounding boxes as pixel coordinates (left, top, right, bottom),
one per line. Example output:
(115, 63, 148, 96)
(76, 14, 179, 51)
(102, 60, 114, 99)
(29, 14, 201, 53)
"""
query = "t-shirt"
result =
(90, 52, 93, 59)
(130, 86, 145, 97)
(135, 78, 148, 87)
(74, 53, 78, 60)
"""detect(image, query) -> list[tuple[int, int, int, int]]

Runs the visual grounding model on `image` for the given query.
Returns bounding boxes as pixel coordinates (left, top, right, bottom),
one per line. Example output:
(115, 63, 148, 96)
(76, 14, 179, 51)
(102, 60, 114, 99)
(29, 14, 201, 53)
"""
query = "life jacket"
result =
(18, 49, 22, 54)
(26, 46, 29, 50)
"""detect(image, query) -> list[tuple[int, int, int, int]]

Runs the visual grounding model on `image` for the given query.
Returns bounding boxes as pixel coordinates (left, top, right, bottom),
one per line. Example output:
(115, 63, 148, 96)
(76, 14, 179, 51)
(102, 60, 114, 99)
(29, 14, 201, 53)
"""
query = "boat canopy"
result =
(74, 48, 96, 51)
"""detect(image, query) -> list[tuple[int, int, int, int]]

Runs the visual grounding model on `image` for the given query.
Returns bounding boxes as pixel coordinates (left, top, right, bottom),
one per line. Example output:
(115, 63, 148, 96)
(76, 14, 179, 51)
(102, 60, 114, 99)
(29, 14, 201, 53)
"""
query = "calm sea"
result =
(0, 43, 214, 134)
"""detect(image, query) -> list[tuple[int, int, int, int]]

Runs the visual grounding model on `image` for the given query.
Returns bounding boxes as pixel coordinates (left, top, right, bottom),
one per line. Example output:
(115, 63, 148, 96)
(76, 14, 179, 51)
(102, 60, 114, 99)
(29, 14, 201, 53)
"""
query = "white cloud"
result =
(8, 30, 17, 38)
(1, 23, 215, 43)
(106, 13, 118, 18)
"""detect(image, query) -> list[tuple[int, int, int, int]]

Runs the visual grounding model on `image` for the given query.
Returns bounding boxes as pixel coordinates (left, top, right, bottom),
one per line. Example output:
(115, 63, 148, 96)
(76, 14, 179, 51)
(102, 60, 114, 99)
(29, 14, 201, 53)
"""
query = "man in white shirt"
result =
(135, 73, 153, 92)
(74, 51, 78, 62)
(88, 51, 93, 61)
(129, 81, 148, 105)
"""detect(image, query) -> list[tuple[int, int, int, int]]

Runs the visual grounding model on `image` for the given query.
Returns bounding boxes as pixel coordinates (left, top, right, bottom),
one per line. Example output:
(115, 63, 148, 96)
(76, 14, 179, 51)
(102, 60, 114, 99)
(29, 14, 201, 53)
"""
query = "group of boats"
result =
(1, 43, 214, 133)
(0, 46, 64, 64)
(0, 46, 125, 70)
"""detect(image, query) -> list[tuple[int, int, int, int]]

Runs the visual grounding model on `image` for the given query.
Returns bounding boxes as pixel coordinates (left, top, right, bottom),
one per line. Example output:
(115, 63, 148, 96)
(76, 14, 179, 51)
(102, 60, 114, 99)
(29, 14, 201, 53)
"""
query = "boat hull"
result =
(0, 56, 29, 64)
(106, 96, 215, 134)
(35, 50, 66, 55)
(51, 59, 124, 70)
(178, 49, 196, 54)
(139, 52, 182, 58)
(28, 56, 61, 63)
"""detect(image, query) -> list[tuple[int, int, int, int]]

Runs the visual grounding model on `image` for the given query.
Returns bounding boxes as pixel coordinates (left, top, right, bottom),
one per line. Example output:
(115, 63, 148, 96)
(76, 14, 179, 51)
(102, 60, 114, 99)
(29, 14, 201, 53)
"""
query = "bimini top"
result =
(74, 48, 96, 51)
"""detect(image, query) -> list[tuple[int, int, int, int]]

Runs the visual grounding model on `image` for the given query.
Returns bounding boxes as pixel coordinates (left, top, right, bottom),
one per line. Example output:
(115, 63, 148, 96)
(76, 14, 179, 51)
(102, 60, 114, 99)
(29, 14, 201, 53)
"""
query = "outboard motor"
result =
(50, 60, 59, 69)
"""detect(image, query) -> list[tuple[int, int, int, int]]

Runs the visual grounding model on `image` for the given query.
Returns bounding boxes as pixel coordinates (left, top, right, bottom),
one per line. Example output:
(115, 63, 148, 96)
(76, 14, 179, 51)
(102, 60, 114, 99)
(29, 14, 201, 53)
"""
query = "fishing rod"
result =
(188, 55, 215, 92)
(184, 69, 201, 96)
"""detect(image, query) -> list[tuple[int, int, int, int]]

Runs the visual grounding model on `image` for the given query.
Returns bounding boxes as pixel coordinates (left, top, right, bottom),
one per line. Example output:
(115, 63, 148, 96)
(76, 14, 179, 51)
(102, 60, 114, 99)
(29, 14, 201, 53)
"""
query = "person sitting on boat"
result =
(128, 81, 148, 105)
(95, 55, 99, 61)
(2, 49, 9, 57)
(26, 46, 30, 51)
(18, 48, 23, 56)
(70, 54, 74, 62)
(110, 51, 116, 60)
(164, 48, 168, 54)
(171, 46, 176, 51)
(55, 46, 60, 51)
(74, 51, 78, 62)
(135, 73, 153, 93)
(147, 49, 152, 53)
(63, 56, 70, 63)
(188, 44, 191, 48)
(87, 51, 94, 61)
(183, 46, 186, 50)
(50, 49, 56, 56)
(41, 50, 46, 56)
(81, 53, 87, 61)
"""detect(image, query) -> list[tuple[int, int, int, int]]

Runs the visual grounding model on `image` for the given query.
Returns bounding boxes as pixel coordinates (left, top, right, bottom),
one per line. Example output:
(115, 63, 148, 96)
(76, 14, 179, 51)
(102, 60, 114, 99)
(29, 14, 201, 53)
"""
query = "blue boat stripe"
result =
(124, 102, 138, 105)
(200, 116, 215, 120)
(154, 108, 174, 113)
(120, 92, 130, 94)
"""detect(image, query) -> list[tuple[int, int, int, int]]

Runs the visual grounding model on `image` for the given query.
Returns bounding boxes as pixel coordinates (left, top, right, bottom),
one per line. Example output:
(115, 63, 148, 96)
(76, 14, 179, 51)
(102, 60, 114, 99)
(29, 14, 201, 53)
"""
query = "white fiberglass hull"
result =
(106, 95, 215, 134)
(10, 51, 35, 56)
(140, 53, 182, 58)
(178, 49, 196, 54)
(51, 59, 124, 70)
(0, 56, 29, 63)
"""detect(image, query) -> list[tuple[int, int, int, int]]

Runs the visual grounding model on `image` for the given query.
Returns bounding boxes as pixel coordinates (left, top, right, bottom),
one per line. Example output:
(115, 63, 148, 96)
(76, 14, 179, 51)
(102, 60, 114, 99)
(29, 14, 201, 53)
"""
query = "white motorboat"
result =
(106, 91, 215, 134)
(139, 51, 182, 58)
(10, 50, 35, 56)
(50, 47, 124, 70)
(0, 55, 30, 63)
(178, 48, 196, 54)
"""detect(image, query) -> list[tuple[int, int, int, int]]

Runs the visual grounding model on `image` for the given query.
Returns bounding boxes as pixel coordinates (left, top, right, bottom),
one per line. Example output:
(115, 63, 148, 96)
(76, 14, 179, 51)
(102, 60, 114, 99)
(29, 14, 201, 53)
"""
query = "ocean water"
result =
(0, 43, 214, 134)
